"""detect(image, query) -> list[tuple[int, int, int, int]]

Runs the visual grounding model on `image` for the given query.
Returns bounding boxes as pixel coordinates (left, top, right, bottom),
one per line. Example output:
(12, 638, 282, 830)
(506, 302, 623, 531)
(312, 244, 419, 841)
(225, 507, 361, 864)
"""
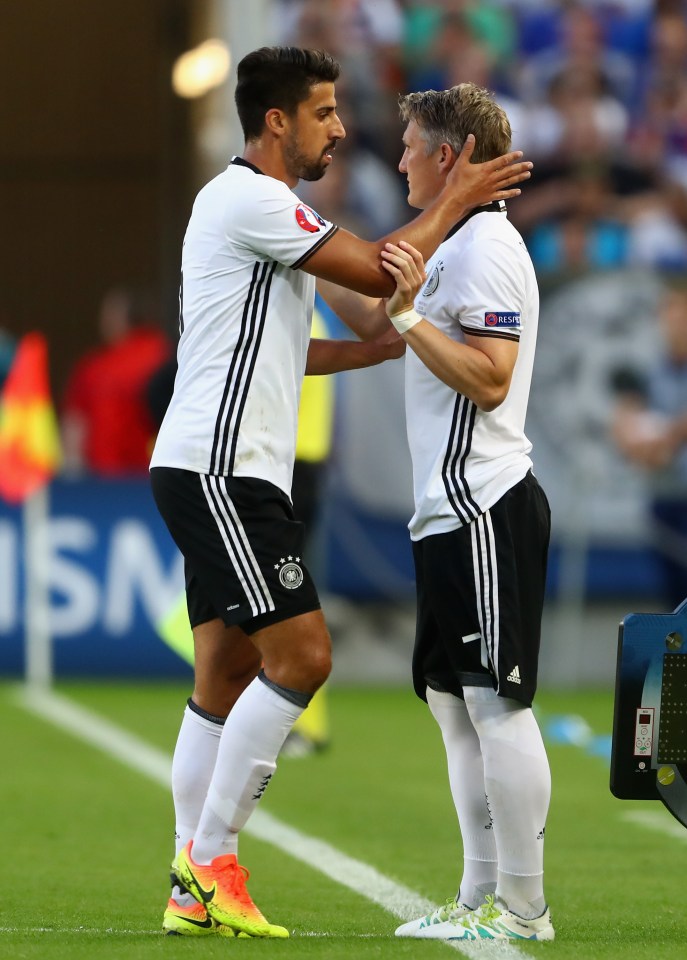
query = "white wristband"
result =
(388, 307, 423, 334)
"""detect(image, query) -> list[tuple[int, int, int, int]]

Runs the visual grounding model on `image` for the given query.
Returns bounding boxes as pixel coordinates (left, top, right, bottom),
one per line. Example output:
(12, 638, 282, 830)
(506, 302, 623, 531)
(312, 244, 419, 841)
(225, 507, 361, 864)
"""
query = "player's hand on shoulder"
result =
(381, 241, 426, 320)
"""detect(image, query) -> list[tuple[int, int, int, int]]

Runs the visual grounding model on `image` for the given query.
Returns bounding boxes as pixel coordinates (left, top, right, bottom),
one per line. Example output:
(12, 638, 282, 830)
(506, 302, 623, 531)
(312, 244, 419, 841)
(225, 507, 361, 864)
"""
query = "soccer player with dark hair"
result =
(150, 46, 532, 938)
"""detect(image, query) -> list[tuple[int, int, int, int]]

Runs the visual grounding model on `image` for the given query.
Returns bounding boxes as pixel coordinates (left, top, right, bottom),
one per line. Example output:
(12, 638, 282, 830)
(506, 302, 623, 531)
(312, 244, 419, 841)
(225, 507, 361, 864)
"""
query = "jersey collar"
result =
(445, 200, 505, 241)
(230, 156, 264, 175)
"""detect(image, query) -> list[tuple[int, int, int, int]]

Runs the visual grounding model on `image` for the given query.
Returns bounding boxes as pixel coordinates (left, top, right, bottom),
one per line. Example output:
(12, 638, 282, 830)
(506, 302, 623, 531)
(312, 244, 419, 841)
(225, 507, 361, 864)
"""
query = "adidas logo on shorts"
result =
(507, 664, 522, 684)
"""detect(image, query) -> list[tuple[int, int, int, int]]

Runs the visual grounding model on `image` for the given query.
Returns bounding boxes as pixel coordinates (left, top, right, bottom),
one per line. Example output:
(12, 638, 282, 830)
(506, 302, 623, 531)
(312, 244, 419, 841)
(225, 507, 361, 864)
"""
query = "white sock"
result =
(426, 687, 497, 909)
(172, 703, 223, 855)
(463, 686, 550, 919)
(192, 676, 304, 864)
(171, 703, 223, 901)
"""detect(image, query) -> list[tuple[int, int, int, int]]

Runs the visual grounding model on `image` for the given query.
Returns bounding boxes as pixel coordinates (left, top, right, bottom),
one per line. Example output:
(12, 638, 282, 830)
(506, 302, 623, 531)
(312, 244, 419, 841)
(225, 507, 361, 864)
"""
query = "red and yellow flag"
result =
(0, 332, 61, 504)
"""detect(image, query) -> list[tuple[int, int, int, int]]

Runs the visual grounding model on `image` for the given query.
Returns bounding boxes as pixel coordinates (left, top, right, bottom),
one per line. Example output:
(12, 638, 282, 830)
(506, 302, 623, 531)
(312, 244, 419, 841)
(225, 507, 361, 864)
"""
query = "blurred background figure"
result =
(0, 326, 16, 393)
(516, 2, 638, 112)
(60, 286, 171, 477)
(282, 300, 338, 757)
(292, 304, 336, 574)
(527, 160, 629, 274)
(401, 0, 517, 97)
(611, 285, 687, 610)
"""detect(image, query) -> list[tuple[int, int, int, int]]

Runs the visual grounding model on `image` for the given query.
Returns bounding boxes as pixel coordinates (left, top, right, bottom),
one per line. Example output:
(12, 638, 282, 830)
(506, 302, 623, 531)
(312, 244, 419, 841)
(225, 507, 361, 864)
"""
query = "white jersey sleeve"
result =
(454, 238, 526, 343)
(230, 175, 338, 269)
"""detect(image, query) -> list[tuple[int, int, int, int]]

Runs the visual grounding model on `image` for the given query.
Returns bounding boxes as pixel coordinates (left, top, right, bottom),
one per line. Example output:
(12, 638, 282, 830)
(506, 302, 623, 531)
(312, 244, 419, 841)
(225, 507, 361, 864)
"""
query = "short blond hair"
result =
(399, 83, 511, 162)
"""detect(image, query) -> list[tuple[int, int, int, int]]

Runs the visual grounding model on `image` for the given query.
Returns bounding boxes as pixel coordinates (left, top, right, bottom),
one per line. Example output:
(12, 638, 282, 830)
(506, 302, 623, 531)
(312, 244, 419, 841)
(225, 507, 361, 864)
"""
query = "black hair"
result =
(235, 46, 340, 141)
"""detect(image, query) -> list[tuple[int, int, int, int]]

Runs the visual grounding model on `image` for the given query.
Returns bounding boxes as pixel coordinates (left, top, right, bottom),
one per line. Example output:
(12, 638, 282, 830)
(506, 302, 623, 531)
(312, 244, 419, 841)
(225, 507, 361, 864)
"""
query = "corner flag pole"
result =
(0, 332, 61, 690)
(24, 485, 53, 688)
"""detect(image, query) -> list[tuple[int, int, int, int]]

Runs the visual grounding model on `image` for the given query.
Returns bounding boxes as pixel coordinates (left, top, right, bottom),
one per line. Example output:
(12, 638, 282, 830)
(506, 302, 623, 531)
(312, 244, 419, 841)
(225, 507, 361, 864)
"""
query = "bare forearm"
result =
(403, 322, 512, 411)
(305, 337, 402, 375)
(316, 280, 389, 339)
(309, 200, 465, 300)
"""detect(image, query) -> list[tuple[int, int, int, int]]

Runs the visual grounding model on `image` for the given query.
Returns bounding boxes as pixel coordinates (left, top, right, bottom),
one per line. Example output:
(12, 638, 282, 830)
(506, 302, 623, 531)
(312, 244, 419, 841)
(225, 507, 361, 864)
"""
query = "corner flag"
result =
(0, 332, 61, 504)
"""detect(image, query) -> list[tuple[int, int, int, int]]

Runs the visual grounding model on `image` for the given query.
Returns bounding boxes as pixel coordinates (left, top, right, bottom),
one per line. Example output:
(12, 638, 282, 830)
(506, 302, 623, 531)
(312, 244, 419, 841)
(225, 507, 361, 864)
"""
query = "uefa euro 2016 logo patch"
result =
(295, 203, 326, 233)
(484, 311, 520, 329)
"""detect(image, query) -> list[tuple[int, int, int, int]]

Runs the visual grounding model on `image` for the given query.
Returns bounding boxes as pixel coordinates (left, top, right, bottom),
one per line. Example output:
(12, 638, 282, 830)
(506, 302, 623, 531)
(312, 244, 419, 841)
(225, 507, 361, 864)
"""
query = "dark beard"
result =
(299, 163, 327, 182)
(284, 138, 329, 182)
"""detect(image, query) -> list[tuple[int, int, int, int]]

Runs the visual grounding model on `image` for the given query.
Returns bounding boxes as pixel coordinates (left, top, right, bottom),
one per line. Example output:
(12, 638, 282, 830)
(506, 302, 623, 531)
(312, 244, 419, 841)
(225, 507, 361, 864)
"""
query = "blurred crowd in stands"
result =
(276, 0, 687, 274)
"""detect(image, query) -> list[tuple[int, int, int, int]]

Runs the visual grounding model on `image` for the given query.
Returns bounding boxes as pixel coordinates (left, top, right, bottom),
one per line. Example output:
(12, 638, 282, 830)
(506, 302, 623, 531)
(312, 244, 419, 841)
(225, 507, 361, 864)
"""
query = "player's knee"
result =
(192, 689, 232, 718)
(225, 655, 262, 694)
(311, 646, 333, 686)
(298, 644, 332, 691)
(267, 644, 331, 693)
(193, 674, 253, 717)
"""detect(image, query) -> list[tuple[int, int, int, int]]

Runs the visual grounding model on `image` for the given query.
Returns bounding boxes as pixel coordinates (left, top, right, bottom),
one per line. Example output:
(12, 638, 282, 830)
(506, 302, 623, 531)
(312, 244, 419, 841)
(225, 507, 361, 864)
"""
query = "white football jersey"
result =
(406, 203, 539, 540)
(150, 158, 338, 498)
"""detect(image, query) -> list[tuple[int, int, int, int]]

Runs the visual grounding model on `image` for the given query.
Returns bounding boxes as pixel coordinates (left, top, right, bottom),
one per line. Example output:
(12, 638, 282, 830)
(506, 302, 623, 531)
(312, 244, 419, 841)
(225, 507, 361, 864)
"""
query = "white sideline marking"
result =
(15, 685, 521, 957)
(621, 809, 687, 840)
(0, 927, 162, 936)
(0, 928, 437, 938)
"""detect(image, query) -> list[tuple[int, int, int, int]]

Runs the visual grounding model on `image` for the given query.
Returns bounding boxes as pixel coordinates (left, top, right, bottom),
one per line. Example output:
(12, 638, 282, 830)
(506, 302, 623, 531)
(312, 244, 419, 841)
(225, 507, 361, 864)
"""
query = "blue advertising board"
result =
(0, 478, 190, 678)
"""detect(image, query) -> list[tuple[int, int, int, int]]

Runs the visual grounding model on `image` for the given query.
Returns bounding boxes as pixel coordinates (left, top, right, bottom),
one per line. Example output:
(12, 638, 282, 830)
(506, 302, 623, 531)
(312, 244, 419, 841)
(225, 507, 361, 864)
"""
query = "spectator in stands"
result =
(506, 59, 635, 237)
(611, 284, 687, 609)
(509, 57, 687, 270)
(0, 328, 16, 392)
(61, 286, 171, 476)
(644, 0, 687, 107)
(516, 2, 637, 111)
(523, 62, 629, 165)
(527, 161, 629, 273)
(401, 2, 517, 96)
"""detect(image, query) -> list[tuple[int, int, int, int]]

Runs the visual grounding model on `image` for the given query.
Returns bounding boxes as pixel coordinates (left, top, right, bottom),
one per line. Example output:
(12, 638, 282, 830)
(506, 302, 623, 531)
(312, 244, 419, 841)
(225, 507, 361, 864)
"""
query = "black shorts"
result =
(412, 471, 550, 707)
(150, 468, 321, 635)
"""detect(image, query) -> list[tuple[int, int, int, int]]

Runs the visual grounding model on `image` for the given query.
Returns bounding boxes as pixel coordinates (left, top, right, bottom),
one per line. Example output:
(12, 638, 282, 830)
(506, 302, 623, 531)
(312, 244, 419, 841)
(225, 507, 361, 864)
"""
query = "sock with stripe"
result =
(192, 674, 308, 864)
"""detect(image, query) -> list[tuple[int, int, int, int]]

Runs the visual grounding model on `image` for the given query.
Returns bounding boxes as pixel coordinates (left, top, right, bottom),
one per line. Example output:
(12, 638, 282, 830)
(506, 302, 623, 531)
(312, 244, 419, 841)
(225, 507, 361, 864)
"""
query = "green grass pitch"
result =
(3, 681, 686, 959)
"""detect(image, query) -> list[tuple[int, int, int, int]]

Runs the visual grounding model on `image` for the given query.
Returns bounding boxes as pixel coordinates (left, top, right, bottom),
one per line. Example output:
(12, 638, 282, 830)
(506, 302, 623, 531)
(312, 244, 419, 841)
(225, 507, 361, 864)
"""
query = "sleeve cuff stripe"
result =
(460, 325, 520, 343)
(291, 224, 339, 270)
